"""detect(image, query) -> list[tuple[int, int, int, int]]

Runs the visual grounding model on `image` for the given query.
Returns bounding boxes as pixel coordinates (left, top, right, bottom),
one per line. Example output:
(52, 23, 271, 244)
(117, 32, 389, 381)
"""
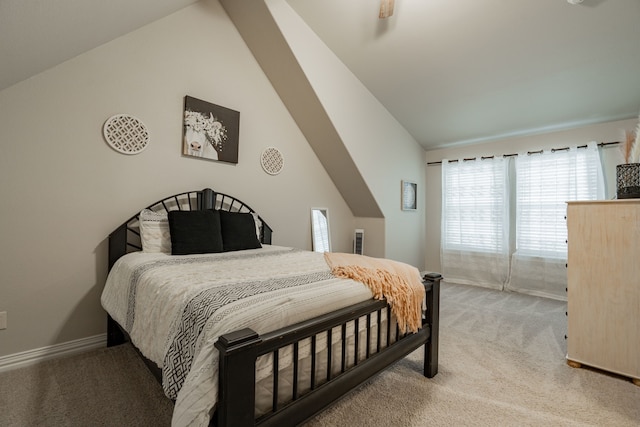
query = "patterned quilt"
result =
(101, 246, 374, 427)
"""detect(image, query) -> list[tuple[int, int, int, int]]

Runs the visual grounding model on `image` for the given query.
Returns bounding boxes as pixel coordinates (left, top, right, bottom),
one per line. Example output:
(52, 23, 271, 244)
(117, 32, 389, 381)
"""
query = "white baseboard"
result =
(0, 333, 107, 373)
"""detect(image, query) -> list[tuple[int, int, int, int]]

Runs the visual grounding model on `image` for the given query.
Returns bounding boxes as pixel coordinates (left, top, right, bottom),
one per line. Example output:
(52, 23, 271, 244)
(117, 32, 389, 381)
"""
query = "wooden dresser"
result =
(566, 200, 640, 385)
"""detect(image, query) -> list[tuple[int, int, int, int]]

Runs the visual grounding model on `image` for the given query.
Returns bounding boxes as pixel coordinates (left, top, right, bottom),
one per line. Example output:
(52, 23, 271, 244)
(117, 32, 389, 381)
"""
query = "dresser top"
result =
(567, 199, 640, 205)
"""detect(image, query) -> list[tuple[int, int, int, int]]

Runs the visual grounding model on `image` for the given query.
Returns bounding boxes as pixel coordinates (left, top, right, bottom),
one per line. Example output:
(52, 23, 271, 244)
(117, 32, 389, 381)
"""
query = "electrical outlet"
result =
(0, 311, 6, 330)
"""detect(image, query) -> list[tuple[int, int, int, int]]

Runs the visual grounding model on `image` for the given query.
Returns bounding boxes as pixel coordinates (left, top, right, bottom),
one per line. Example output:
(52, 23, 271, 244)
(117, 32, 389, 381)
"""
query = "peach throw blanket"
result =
(324, 252, 425, 333)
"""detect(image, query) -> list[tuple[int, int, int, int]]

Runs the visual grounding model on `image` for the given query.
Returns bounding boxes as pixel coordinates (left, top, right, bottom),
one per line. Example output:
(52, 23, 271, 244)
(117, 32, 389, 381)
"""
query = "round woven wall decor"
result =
(103, 114, 150, 155)
(261, 147, 284, 175)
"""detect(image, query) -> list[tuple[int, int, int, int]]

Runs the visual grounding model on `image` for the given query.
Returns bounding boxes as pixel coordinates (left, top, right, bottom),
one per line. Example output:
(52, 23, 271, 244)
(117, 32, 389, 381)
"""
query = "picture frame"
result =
(401, 180, 417, 211)
(182, 95, 240, 164)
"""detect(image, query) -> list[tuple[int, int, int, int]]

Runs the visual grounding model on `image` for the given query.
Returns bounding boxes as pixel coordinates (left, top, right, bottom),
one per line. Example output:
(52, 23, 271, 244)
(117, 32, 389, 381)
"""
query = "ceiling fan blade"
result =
(379, 0, 395, 19)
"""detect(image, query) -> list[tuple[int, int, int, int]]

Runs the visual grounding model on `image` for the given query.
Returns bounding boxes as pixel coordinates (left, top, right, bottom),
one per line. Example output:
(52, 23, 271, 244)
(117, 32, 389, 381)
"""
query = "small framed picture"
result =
(401, 180, 417, 211)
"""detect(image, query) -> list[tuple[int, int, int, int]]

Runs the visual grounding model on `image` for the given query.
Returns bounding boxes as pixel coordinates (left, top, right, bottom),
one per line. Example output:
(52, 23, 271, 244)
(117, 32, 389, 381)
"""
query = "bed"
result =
(102, 188, 441, 427)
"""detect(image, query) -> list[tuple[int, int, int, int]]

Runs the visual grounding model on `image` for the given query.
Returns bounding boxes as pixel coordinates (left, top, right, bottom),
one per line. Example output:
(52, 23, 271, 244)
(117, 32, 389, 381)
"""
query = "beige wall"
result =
(424, 118, 636, 274)
(0, 1, 357, 357)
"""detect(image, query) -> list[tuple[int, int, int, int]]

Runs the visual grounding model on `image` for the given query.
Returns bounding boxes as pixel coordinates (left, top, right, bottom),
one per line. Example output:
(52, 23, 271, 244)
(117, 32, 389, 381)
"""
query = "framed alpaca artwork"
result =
(182, 95, 240, 164)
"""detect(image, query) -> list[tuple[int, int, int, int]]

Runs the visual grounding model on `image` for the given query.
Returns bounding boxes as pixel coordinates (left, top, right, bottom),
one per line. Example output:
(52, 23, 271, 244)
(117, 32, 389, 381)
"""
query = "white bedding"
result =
(101, 245, 375, 427)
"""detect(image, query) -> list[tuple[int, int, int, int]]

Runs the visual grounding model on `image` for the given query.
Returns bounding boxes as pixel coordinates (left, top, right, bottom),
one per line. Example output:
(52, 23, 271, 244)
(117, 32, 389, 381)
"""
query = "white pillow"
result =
(251, 212, 263, 241)
(139, 209, 171, 253)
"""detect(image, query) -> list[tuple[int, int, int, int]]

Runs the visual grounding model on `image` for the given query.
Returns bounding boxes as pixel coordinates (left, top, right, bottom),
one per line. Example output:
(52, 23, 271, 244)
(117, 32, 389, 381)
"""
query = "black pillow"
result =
(168, 210, 223, 255)
(219, 210, 262, 252)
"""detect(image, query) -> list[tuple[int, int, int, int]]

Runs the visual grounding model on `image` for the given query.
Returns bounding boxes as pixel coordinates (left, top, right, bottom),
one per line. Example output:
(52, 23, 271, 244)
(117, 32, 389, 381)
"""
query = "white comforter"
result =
(100, 245, 373, 427)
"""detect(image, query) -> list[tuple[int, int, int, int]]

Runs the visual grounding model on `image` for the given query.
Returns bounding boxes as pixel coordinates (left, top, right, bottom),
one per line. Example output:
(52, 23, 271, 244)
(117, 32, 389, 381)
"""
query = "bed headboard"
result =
(108, 188, 272, 270)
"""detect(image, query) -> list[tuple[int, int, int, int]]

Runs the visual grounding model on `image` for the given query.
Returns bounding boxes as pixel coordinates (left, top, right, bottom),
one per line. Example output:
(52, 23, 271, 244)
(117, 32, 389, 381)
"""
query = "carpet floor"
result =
(1, 282, 638, 426)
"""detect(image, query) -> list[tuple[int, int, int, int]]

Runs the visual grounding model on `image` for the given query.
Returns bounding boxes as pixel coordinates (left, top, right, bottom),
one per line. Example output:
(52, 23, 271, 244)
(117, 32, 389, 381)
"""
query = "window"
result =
(441, 158, 510, 289)
(507, 143, 604, 298)
(515, 146, 604, 258)
(441, 143, 604, 298)
(442, 158, 509, 253)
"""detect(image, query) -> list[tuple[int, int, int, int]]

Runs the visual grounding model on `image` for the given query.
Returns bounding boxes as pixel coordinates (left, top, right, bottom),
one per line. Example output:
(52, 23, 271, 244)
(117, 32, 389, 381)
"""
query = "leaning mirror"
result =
(311, 208, 331, 252)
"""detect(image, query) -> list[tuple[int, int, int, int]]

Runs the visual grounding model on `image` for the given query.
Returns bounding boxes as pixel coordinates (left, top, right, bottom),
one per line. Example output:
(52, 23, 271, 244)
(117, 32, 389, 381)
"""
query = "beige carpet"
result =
(305, 282, 640, 426)
(0, 342, 173, 426)
(1, 282, 638, 426)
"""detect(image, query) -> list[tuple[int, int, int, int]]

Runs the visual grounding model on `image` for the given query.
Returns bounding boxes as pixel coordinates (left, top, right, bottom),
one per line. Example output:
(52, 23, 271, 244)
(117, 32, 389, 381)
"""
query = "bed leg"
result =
(107, 315, 126, 347)
(215, 328, 262, 427)
(423, 273, 441, 378)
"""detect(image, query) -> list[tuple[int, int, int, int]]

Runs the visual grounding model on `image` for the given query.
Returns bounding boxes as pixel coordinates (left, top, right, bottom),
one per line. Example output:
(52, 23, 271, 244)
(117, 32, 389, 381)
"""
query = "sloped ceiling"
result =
(2, 0, 639, 150)
(0, 0, 199, 91)
(287, 0, 640, 149)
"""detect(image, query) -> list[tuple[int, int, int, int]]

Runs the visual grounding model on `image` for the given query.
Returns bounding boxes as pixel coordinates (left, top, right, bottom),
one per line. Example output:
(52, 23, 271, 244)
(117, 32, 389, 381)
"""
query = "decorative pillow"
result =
(219, 210, 262, 252)
(139, 209, 171, 253)
(168, 210, 224, 255)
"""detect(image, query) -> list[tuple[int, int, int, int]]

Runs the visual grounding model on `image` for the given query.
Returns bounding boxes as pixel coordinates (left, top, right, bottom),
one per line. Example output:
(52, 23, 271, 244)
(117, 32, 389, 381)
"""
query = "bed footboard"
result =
(215, 273, 441, 427)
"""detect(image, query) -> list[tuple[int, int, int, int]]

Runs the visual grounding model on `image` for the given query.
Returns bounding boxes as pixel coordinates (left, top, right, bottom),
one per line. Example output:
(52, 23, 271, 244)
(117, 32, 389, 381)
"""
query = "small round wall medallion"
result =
(261, 147, 284, 175)
(103, 114, 150, 155)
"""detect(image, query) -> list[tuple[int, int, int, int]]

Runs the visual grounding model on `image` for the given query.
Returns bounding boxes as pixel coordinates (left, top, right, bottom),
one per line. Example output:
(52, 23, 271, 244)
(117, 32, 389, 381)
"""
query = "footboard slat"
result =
(326, 329, 332, 382)
(366, 314, 371, 357)
(376, 309, 382, 352)
(386, 306, 392, 344)
(340, 323, 347, 373)
(310, 335, 317, 390)
(292, 342, 299, 400)
(272, 350, 279, 412)
(354, 317, 360, 366)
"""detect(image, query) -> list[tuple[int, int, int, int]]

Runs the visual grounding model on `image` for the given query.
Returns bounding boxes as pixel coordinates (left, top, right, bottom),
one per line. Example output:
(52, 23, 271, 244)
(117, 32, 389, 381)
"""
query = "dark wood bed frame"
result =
(105, 188, 441, 426)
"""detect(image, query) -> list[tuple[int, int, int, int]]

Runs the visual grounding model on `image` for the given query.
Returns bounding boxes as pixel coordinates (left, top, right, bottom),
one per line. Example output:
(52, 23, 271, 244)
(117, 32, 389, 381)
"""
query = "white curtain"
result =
(506, 142, 605, 299)
(441, 157, 510, 290)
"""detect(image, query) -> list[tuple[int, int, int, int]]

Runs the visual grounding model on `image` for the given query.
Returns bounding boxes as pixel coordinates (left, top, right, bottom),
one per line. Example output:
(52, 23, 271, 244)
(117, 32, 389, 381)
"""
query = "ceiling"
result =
(2, 0, 639, 150)
(0, 0, 199, 91)
(287, 0, 640, 149)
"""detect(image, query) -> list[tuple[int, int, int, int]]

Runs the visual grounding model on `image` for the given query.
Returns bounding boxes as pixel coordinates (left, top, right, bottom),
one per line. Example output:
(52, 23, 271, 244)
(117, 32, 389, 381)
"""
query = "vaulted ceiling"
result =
(3, 0, 639, 150)
(287, 0, 640, 149)
(0, 0, 199, 91)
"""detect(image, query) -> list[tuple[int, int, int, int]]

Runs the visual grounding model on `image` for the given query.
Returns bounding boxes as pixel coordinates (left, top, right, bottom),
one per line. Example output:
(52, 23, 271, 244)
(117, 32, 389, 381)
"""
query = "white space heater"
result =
(353, 229, 364, 255)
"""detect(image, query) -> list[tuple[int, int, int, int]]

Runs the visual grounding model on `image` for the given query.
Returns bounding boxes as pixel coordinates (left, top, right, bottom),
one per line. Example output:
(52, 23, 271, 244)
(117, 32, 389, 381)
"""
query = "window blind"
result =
(442, 158, 509, 254)
(515, 144, 603, 258)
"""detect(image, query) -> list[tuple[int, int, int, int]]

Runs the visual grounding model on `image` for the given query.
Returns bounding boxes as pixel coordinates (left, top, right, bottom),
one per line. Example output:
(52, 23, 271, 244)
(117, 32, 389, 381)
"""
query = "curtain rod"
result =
(426, 141, 620, 165)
